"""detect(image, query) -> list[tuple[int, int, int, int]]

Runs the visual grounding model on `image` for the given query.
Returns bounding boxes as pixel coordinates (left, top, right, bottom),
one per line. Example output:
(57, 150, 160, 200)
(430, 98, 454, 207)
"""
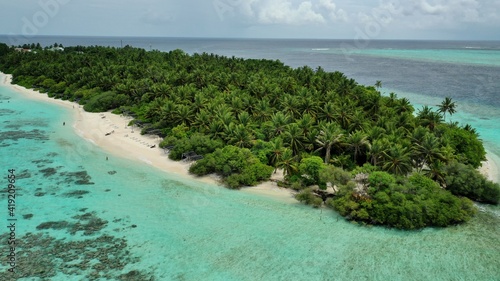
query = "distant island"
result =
(1, 42, 498, 230)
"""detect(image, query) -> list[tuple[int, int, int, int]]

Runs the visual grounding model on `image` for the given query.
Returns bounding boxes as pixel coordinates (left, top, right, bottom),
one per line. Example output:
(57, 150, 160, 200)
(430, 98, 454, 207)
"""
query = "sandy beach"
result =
(0, 72, 297, 202)
(479, 153, 500, 183)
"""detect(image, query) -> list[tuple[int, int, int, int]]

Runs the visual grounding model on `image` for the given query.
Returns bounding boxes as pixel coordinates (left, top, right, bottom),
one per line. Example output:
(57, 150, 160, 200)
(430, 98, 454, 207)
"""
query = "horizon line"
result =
(1, 34, 500, 43)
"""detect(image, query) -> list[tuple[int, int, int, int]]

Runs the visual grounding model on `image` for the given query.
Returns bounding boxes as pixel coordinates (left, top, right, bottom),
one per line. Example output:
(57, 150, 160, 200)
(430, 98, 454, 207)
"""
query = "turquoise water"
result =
(329, 48, 500, 67)
(1, 44, 500, 280)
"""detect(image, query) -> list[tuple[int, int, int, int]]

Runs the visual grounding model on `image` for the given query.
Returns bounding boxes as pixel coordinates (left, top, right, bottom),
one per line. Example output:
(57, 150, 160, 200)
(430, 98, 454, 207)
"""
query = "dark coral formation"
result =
(0, 211, 155, 279)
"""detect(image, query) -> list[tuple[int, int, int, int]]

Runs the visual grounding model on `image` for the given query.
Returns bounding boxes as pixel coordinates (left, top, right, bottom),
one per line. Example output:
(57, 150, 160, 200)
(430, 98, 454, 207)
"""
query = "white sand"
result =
(0, 72, 296, 201)
(479, 152, 500, 183)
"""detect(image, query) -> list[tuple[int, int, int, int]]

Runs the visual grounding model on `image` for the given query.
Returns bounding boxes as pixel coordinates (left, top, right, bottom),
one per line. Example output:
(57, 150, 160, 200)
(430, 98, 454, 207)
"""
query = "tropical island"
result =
(1, 42, 498, 230)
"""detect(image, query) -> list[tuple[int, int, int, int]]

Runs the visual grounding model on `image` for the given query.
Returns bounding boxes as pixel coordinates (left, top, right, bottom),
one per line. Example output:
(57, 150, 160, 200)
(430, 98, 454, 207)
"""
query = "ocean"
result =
(0, 36, 499, 280)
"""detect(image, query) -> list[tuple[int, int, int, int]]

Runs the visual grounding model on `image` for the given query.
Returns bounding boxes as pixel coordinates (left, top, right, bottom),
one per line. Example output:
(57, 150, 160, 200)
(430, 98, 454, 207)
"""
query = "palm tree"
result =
(363, 92, 381, 116)
(192, 93, 206, 113)
(423, 160, 447, 187)
(395, 113, 416, 134)
(276, 148, 299, 179)
(437, 97, 456, 121)
(303, 128, 319, 152)
(396, 98, 414, 114)
(349, 110, 367, 132)
(270, 112, 291, 138)
(230, 96, 245, 113)
(252, 99, 273, 123)
(366, 125, 387, 141)
(269, 138, 285, 170)
(337, 78, 356, 97)
(299, 95, 319, 118)
(218, 111, 236, 127)
(281, 95, 300, 118)
(315, 123, 344, 164)
(151, 83, 173, 99)
(463, 124, 478, 136)
(281, 76, 298, 95)
(297, 114, 315, 136)
(410, 126, 429, 144)
(382, 144, 413, 176)
(297, 114, 317, 151)
(208, 121, 225, 140)
(346, 131, 371, 164)
(224, 123, 254, 148)
(144, 98, 163, 122)
(193, 110, 211, 133)
(319, 102, 336, 122)
(173, 104, 193, 126)
(413, 133, 445, 171)
(375, 80, 382, 89)
(368, 139, 388, 167)
(330, 154, 351, 170)
(237, 111, 253, 127)
(417, 106, 443, 131)
(159, 100, 176, 124)
(175, 84, 196, 102)
(386, 92, 398, 107)
(283, 123, 306, 155)
(334, 101, 353, 130)
(426, 111, 443, 131)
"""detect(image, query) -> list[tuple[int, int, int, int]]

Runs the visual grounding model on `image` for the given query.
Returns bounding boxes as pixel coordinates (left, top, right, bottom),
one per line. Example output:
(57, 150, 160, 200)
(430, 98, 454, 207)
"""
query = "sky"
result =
(1, 0, 499, 40)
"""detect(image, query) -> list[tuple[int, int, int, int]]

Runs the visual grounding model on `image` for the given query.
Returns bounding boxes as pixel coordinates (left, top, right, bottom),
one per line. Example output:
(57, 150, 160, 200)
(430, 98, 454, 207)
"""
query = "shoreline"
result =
(480, 152, 500, 183)
(0, 72, 297, 203)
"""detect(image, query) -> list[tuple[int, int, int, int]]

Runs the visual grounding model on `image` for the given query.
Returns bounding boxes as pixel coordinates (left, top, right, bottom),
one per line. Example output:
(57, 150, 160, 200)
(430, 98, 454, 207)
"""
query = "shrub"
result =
(367, 171, 396, 194)
(299, 156, 326, 187)
(295, 188, 323, 208)
(444, 161, 500, 204)
(329, 171, 477, 229)
(319, 165, 352, 187)
(0, 43, 10, 57)
(189, 146, 273, 189)
(440, 125, 486, 168)
(83, 91, 128, 112)
(166, 133, 223, 161)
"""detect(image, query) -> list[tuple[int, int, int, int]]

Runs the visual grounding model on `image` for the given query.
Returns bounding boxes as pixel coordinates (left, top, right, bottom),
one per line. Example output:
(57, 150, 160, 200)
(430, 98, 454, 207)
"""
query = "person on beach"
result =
(63, 122, 65, 126)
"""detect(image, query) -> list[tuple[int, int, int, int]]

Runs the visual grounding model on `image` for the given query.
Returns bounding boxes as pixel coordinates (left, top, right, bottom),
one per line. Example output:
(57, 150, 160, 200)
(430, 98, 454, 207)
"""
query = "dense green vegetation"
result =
(1, 42, 498, 229)
(189, 146, 274, 189)
(329, 172, 476, 229)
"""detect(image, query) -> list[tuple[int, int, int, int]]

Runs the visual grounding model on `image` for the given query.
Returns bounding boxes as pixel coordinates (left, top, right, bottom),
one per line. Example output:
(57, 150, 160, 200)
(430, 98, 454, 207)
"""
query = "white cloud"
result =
(229, 0, 351, 25)
(353, 0, 498, 32)
(319, 0, 336, 11)
(417, 0, 446, 15)
(1, 0, 499, 39)
(256, 1, 325, 24)
(318, 0, 348, 22)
